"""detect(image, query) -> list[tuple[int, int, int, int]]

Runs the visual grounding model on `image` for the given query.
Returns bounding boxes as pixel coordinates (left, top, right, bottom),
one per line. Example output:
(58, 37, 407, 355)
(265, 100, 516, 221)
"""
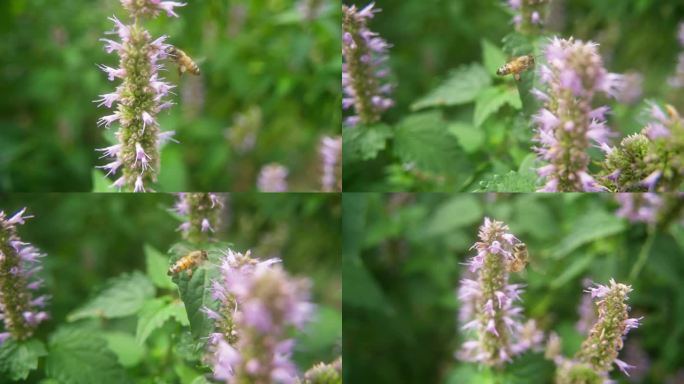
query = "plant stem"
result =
(629, 227, 656, 280)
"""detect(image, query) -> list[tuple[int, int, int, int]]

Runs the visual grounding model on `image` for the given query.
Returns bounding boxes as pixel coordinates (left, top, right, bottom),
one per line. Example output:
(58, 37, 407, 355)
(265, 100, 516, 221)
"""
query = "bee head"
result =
(200, 250, 209, 260)
(496, 67, 504, 76)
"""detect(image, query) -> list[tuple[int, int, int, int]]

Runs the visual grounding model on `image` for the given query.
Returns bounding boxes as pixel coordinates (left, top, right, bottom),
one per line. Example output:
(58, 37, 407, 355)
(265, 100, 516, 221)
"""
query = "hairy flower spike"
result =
(320, 136, 342, 192)
(506, 0, 548, 34)
(456, 218, 540, 367)
(533, 37, 623, 192)
(0, 208, 49, 343)
(555, 279, 641, 383)
(206, 249, 313, 384)
(299, 357, 342, 384)
(96, 5, 180, 192)
(342, 2, 393, 126)
(174, 193, 227, 243)
(257, 163, 289, 192)
(601, 103, 683, 191)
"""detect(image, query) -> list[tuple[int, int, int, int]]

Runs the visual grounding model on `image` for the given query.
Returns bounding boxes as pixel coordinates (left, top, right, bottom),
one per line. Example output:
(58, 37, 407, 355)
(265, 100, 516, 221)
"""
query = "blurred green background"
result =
(0, 0, 340, 192)
(0, 192, 341, 381)
(343, 193, 684, 383)
(342, 0, 684, 191)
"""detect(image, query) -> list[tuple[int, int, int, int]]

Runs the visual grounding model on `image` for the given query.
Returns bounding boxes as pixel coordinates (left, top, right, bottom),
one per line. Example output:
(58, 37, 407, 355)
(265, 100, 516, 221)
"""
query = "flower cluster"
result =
(600, 103, 683, 192)
(457, 218, 541, 367)
(554, 279, 642, 384)
(96, 1, 183, 192)
(120, 0, 186, 18)
(0, 208, 49, 343)
(506, 0, 548, 33)
(533, 37, 624, 192)
(615, 193, 684, 227)
(342, 3, 393, 127)
(226, 106, 261, 155)
(669, 23, 684, 88)
(320, 136, 342, 192)
(174, 193, 227, 243)
(299, 357, 342, 384)
(257, 163, 289, 192)
(205, 249, 313, 384)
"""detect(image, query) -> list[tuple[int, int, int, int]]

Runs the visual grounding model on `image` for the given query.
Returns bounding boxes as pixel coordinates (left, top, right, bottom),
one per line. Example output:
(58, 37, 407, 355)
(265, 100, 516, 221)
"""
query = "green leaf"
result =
(46, 327, 130, 384)
(343, 253, 389, 311)
(144, 244, 175, 290)
(551, 210, 626, 259)
(0, 339, 47, 380)
(67, 272, 155, 321)
(482, 39, 507, 75)
(102, 332, 145, 368)
(474, 171, 537, 192)
(173, 262, 218, 339)
(473, 86, 522, 127)
(158, 145, 189, 192)
(92, 169, 111, 192)
(423, 195, 483, 236)
(411, 64, 491, 110)
(393, 112, 469, 175)
(136, 297, 189, 345)
(502, 32, 534, 57)
(448, 121, 484, 154)
(550, 253, 595, 289)
(191, 376, 213, 384)
(342, 124, 393, 162)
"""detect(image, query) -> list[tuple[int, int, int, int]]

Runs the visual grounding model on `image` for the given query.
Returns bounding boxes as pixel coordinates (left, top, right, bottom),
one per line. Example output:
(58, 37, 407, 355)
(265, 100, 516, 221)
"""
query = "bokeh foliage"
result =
(342, 0, 684, 191)
(343, 193, 684, 383)
(0, 193, 341, 382)
(0, 0, 340, 192)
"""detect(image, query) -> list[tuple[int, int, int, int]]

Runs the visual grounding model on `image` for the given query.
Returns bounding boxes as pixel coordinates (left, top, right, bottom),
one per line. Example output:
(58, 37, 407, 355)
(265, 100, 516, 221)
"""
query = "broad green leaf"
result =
(0, 339, 47, 380)
(473, 86, 522, 127)
(92, 169, 111, 193)
(67, 272, 155, 321)
(550, 253, 594, 288)
(551, 210, 626, 259)
(448, 121, 484, 154)
(343, 253, 389, 311)
(342, 124, 393, 162)
(482, 39, 507, 75)
(173, 262, 218, 339)
(144, 244, 175, 290)
(411, 64, 491, 110)
(502, 32, 534, 57)
(46, 327, 130, 384)
(158, 145, 189, 192)
(191, 376, 213, 384)
(423, 195, 483, 236)
(445, 365, 495, 384)
(503, 352, 555, 383)
(474, 171, 537, 192)
(393, 112, 469, 175)
(102, 332, 145, 368)
(136, 297, 189, 345)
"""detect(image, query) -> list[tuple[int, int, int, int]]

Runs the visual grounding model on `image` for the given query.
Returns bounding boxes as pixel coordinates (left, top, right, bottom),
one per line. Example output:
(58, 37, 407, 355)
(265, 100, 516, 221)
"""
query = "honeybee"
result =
(168, 250, 208, 276)
(496, 54, 535, 81)
(166, 45, 200, 76)
(509, 242, 529, 273)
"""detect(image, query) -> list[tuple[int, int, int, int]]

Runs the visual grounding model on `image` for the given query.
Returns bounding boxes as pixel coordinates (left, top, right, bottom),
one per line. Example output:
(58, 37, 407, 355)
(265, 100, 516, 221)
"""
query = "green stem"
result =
(629, 227, 656, 280)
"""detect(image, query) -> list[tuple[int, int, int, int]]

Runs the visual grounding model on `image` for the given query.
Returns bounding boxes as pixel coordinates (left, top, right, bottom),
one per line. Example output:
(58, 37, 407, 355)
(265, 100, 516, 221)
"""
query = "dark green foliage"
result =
(0, 339, 47, 380)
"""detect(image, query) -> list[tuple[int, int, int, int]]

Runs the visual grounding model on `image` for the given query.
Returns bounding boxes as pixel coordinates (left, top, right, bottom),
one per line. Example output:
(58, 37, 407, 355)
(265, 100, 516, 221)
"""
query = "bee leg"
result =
(514, 73, 521, 82)
(187, 269, 193, 278)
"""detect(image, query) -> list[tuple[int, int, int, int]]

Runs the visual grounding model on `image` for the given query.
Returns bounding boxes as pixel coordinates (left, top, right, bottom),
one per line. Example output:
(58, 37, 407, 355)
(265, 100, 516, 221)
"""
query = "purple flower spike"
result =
(257, 163, 289, 192)
(342, 3, 394, 126)
(0, 208, 49, 343)
(174, 193, 227, 243)
(534, 37, 623, 191)
(669, 23, 684, 88)
(506, 0, 549, 33)
(456, 218, 540, 367)
(96, 2, 181, 192)
(319, 136, 342, 192)
(204, 249, 312, 384)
